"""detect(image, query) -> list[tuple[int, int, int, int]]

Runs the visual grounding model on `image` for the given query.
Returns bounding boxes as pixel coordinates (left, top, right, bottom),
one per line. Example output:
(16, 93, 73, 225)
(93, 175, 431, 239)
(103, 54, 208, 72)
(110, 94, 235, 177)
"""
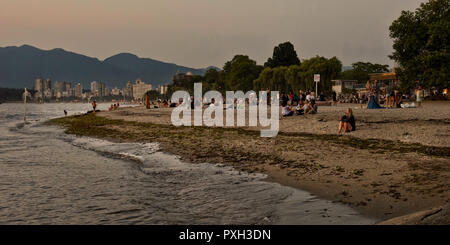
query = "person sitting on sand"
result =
(295, 100, 305, 115)
(306, 91, 315, 102)
(108, 104, 114, 111)
(281, 101, 294, 117)
(304, 99, 318, 114)
(338, 108, 356, 134)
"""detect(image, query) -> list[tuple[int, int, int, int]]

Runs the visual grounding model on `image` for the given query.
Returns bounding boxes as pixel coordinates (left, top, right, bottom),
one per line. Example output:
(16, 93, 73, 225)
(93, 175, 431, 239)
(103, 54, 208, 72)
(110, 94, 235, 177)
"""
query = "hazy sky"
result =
(1, 0, 425, 68)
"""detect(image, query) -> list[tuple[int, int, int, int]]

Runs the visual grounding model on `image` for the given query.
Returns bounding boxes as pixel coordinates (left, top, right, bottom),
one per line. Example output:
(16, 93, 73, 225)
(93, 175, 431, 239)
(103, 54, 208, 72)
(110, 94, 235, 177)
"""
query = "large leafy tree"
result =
(223, 55, 263, 92)
(298, 56, 342, 92)
(253, 67, 274, 91)
(341, 62, 389, 82)
(264, 42, 301, 68)
(389, 0, 449, 90)
(285, 65, 303, 92)
(202, 68, 224, 92)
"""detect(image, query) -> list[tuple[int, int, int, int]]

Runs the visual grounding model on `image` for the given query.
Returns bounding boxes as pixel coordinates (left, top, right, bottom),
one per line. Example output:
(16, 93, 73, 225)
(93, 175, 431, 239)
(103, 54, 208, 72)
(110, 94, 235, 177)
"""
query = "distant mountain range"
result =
(0, 45, 219, 89)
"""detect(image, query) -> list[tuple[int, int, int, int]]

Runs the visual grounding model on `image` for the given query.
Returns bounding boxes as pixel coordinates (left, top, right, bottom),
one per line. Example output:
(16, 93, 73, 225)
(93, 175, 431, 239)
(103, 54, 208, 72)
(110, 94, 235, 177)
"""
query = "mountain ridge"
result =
(0, 45, 218, 89)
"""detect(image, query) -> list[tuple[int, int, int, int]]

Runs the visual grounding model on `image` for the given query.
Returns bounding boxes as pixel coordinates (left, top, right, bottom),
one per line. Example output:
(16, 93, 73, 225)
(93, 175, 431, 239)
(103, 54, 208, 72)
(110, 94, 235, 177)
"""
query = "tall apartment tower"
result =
(35, 77, 44, 98)
(74, 83, 83, 98)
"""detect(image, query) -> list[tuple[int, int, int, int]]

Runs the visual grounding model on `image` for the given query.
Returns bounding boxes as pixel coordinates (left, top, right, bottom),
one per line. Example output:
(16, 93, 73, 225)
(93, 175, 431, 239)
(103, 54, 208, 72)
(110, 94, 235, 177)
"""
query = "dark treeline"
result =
(167, 41, 389, 97)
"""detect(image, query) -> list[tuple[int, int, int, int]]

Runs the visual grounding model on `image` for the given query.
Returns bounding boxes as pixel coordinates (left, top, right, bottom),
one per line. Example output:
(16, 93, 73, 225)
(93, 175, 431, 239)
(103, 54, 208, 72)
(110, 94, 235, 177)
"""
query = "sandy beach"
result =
(50, 101, 450, 224)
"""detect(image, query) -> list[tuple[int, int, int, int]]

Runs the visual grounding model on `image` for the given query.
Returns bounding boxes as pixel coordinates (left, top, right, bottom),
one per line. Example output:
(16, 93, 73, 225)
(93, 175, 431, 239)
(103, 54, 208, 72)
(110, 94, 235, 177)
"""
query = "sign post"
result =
(314, 74, 320, 99)
(23, 88, 29, 122)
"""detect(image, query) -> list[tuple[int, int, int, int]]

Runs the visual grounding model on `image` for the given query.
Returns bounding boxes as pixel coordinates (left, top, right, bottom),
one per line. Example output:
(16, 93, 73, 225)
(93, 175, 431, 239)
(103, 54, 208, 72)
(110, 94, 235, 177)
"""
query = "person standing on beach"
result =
(91, 100, 97, 113)
(416, 86, 423, 107)
(373, 80, 380, 103)
(385, 83, 392, 108)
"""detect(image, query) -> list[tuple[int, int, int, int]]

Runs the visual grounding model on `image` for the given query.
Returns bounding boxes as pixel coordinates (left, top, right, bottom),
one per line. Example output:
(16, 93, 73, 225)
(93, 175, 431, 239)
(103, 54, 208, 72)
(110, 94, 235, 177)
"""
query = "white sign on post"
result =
(314, 74, 320, 82)
(314, 74, 320, 98)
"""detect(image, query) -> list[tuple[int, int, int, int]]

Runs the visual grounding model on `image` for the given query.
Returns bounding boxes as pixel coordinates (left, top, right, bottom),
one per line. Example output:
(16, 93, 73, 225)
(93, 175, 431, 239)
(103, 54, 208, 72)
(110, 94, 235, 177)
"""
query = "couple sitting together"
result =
(282, 99, 317, 117)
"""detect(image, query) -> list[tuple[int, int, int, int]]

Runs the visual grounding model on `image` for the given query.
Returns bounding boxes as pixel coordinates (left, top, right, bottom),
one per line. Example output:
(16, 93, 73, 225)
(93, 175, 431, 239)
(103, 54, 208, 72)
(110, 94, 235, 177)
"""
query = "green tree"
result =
(285, 65, 303, 92)
(202, 68, 224, 92)
(264, 42, 301, 68)
(389, 0, 449, 90)
(299, 56, 342, 92)
(271, 66, 289, 92)
(223, 55, 263, 92)
(253, 67, 274, 91)
(341, 62, 389, 82)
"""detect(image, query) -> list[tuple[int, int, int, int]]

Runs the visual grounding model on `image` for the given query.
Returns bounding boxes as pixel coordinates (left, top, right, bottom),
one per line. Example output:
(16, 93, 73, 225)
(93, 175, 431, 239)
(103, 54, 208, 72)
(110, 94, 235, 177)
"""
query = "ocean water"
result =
(0, 103, 376, 224)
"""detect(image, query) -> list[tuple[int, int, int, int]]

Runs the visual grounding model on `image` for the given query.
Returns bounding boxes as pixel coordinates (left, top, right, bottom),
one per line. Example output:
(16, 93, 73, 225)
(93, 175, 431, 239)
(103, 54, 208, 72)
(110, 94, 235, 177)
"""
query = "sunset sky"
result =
(0, 0, 425, 68)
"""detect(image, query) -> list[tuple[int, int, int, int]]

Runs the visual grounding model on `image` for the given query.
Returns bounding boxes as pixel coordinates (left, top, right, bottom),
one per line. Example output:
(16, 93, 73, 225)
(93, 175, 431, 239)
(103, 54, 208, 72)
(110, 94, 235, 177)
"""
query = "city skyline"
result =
(33, 76, 167, 101)
(1, 0, 425, 68)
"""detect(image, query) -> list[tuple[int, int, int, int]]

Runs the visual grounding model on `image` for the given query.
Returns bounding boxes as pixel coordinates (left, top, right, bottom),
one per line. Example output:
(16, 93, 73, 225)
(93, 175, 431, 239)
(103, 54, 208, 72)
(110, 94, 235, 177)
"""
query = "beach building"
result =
(132, 78, 152, 101)
(369, 72, 399, 86)
(332, 80, 364, 96)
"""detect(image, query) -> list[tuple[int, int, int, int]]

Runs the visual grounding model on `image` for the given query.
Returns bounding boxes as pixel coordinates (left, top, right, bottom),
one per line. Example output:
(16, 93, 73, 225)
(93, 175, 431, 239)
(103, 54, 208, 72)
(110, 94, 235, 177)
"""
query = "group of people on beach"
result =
(280, 91, 319, 117)
(364, 80, 425, 109)
(278, 90, 356, 135)
(108, 102, 120, 111)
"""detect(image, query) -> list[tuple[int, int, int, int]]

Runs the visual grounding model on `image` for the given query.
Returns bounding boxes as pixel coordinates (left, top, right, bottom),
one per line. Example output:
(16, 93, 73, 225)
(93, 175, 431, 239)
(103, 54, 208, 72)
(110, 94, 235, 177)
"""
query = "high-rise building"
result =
(43, 79, 52, 98)
(91, 81, 98, 95)
(132, 78, 152, 101)
(74, 83, 83, 98)
(111, 87, 121, 96)
(44, 79, 51, 91)
(159, 85, 168, 95)
(35, 77, 44, 98)
(53, 81, 62, 98)
(90, 81, 106, 97)
(123, 81, 133, 98)
(98, 82, 106, 97)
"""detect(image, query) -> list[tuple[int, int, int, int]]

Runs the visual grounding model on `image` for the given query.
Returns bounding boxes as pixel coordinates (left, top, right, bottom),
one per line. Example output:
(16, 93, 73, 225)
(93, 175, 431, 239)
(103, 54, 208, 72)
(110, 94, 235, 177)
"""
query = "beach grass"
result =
(48, 114, 450, 158)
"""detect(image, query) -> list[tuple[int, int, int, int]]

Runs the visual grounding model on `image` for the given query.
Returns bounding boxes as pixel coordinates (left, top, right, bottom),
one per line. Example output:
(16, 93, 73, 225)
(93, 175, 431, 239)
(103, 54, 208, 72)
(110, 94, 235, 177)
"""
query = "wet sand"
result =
(50, 101, 450, 224)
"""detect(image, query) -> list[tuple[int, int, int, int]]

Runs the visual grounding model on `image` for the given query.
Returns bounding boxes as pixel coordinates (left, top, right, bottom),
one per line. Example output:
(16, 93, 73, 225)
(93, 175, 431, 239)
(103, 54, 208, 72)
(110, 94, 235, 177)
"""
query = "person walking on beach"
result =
(91, 100, 97, 113)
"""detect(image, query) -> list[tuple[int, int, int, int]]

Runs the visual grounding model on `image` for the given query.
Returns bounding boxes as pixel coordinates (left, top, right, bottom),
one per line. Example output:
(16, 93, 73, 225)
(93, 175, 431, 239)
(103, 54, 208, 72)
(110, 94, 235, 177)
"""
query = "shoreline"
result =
(47, 103, 450, 224)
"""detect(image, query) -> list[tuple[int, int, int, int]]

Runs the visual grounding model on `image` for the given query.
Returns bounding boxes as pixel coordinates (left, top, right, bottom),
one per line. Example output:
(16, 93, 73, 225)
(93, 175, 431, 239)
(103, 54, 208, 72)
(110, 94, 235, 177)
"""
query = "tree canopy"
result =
(254, 56, 342, 93)
(389, 0, 449, 90)
(223, 55, 263, 92)
(341, 62, 389, 82)
(264, 42, 301, 68)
